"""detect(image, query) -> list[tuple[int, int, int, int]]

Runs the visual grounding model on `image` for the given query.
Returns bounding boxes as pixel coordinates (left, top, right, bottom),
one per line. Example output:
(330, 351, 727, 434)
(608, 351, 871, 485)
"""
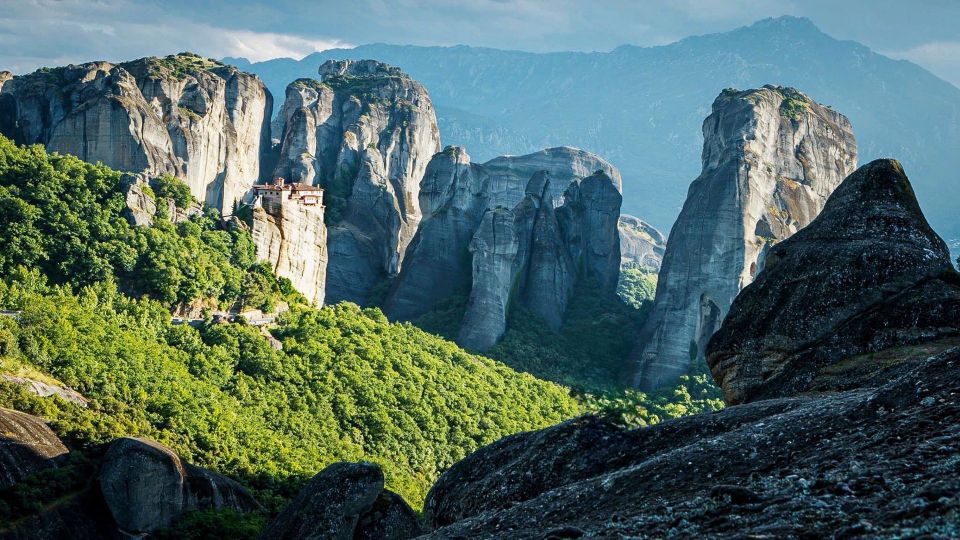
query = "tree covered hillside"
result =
(0, 136, 579, 509)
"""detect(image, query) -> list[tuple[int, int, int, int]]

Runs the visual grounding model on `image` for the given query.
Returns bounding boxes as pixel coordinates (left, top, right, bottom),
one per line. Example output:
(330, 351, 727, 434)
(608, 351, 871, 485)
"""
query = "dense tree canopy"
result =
(0, 137, 580, 512)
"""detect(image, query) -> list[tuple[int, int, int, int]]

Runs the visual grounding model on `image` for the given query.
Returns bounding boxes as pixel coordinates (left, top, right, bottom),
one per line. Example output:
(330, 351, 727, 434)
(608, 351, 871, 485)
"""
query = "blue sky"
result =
(2, 0, 959, 86)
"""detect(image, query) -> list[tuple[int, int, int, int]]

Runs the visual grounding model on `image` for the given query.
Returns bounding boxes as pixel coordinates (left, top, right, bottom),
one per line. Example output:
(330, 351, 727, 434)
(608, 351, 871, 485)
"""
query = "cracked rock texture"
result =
(707, 159, 960, 404)
(419, 348, 960, 538)
(631, 86, 857, 391)
(384, 146, 621, 350)
(0, 53, 272, 216)
(259, 462, 422, 540)
(271, 60, 441, 305)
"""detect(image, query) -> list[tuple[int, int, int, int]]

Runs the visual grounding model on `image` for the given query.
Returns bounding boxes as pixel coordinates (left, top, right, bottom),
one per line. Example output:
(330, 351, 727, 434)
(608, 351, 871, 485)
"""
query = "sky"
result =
(2, 0, 960, 87)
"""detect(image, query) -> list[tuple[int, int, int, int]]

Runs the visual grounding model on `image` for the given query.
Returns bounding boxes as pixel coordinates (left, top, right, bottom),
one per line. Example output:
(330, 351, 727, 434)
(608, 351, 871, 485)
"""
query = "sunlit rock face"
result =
(631, 85, 857, 391)
(618, 215, 666, 273)
(272, 60, 441, 305)
(0, 54, 273, 215)
(251, 183, 328, 305)
(384, 145, 621, 351)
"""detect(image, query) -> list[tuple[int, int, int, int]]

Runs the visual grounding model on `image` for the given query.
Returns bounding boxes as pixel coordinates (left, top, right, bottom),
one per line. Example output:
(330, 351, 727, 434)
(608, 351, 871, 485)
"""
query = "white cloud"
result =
(217, 30, 351, 62)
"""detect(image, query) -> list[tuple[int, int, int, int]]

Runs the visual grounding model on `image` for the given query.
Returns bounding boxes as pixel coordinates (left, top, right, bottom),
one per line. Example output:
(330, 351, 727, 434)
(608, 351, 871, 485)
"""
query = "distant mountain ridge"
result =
(227, 16, 960, 242)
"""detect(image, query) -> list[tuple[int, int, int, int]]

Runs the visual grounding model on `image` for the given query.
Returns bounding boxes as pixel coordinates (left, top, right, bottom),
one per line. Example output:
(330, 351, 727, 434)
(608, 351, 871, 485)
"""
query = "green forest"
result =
(0, 135, 723, 534)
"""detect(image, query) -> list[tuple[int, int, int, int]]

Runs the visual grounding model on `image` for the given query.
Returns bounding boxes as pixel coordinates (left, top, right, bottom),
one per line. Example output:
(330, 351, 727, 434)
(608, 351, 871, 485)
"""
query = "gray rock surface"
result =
(631, 86, 858, 390)
(618, 215, 665, 272)
(0, 408, 68, 489)
(272, 60, 441, 305)
(0, 376, 88, 407)
(260, 461, 421, 540)
(384, 145, 621, 349)
(416, 170, 960, 537)
(458, 206, 524, 350)
(420, 347, 960, 538)
(0, 54, 272, 216)
(98, 437, 260, 535)
(251, 185, 328, 305)
(354, 490, 423, 540)
(707, 159, 960, 404)
(457, 169, 621, 350)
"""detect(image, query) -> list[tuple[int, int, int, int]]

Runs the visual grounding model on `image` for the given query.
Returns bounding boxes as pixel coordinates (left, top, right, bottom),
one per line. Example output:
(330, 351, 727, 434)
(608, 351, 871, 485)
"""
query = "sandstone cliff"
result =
(271, 60, 441, 305)
(630, 86, 857, 390)
(618, 215, 665, 272)
(707, 159, 960, 404)
(250, 183, 328, 305)
(0, 53, 272, 215)
(383, 146, 621, 350)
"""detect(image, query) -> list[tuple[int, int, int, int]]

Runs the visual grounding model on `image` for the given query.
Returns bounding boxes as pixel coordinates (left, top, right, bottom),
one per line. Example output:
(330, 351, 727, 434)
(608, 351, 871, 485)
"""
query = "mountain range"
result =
(227, 16, 960, 246)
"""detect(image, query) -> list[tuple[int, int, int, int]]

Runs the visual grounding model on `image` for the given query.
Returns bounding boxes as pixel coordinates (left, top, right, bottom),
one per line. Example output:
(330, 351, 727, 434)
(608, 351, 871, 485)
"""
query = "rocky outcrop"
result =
(381, 146, 484, 320)
(384, 145, 621, 349)
(0, 53, 272, 215)
(413, 161, 960, 537)
(419, 347, 960, 538)
(630, 86, 858, 390)
(618, 215, 665, 272)
(120, 173, 202, 227)
(251, 184, 327, 305)
(0, 376, 88, 407)
(458, 206, 525, 350)
(272, 60, 441, 305)
(457, 169, 621, 350)
(707, 159, 960, 404)
(98, 437, 261, 535)
(354, 490, 423, 540)
(0, 408, 68, 489)
(259, 461, 421, 540)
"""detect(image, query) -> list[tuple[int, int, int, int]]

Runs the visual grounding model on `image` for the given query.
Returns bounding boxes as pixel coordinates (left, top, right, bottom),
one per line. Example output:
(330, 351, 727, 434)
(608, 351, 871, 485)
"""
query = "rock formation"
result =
(98, 437, 261, 535)
(409, 178, 960, 536)
(707, 159, 960, 404)
(0, 53, 272, 216)
(418, 347, 960, 538)
(259, 462, 421, 540)
(0, 408, 68, 489)
(618, 215, 665, 272)
(384, 145, 621, 349)
(271, 60, 441, 304)
(120, 173, 202, 227)
(630, 86, 858, 390)
(250, 182, 328, 305)
(458, 170, 621, 350)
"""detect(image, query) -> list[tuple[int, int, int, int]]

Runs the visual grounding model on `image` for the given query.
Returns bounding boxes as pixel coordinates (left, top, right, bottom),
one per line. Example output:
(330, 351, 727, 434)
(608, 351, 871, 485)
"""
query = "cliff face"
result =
(707, 159, 960, 404)
(0, 54, 272, 215)
(618, 215, 665, 272)
(630, 86, 858, 390)
(383, 146, 621, 350)
(384, 146, 620, 321)
(411, 172, 960, 536)
(272, 60, 441, 305)
(251, 185, 328, 305)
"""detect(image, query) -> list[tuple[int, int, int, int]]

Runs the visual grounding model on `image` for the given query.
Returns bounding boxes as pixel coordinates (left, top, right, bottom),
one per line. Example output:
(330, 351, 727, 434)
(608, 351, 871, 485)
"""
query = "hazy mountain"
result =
(227, 16, 960, 242)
